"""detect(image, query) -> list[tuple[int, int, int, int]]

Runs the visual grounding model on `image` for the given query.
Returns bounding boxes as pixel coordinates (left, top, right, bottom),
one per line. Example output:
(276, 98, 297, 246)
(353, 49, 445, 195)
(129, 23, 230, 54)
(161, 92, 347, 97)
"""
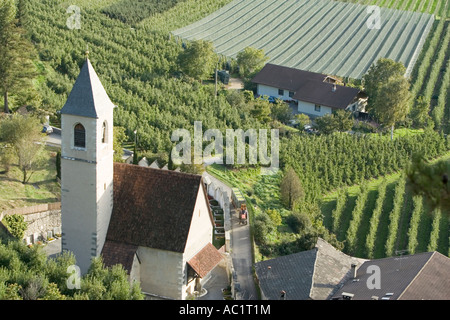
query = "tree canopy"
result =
(0, 240, 144, 300)
(363, 58, 411, 138)
(177, 39, 216, 82)
(280, 166, 304, 209)
(236, 46, 268, 78)
(0, 0, 38, 113)
(0, 114, 48, 183)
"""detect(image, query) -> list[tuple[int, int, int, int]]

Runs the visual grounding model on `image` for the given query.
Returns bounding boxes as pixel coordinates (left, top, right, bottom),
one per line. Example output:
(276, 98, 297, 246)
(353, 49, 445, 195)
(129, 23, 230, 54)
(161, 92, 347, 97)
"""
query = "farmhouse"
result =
(60, 57, 223, 300)
(251, 64, 366, 118)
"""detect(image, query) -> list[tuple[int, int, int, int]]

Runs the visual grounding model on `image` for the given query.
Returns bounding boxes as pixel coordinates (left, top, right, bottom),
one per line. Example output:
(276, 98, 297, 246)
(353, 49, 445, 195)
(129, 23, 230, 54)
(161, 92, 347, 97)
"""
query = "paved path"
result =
(203, 172, 259, 300)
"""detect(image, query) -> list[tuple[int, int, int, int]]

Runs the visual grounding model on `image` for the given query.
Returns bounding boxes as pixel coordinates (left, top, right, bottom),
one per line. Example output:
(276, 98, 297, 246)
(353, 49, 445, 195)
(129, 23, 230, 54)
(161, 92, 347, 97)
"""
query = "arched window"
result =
(74, 123, 86, 148)
(102, 121, 107, 144)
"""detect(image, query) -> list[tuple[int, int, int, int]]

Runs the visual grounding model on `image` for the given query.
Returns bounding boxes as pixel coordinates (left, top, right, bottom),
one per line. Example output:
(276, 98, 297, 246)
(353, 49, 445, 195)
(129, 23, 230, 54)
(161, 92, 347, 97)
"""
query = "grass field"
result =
(0, 147, 60, 212)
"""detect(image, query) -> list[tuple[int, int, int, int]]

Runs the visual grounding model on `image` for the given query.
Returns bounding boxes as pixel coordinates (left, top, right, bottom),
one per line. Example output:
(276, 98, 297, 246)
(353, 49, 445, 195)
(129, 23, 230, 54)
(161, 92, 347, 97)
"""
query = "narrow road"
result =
(202, 171, 259, 300)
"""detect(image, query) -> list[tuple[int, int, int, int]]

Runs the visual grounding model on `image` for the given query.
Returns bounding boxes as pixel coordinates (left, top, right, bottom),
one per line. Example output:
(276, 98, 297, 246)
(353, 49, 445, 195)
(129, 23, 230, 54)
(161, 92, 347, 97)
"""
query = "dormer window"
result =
(74, 123, 86, 148)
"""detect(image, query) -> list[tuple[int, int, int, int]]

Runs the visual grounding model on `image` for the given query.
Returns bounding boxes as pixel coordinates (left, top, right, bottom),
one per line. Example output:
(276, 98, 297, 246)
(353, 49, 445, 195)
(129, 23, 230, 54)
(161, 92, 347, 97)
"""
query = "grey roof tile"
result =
(60, 59, 115, 118)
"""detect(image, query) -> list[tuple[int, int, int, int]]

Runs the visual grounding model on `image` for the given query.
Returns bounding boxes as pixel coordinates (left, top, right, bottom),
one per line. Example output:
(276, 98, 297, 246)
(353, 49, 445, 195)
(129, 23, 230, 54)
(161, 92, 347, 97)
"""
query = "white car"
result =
(42, 125, 53, 134)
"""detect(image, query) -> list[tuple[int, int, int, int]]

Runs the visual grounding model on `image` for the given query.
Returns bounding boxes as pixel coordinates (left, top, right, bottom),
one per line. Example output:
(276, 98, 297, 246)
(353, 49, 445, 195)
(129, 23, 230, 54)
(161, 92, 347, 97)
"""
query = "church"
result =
(59, 57, 223, 300)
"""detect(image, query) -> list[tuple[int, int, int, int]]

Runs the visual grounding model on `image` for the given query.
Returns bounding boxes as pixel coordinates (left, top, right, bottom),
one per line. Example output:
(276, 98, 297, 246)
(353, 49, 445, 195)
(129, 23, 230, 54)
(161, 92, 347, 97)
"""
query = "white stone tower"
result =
(60, 57, 114, 274)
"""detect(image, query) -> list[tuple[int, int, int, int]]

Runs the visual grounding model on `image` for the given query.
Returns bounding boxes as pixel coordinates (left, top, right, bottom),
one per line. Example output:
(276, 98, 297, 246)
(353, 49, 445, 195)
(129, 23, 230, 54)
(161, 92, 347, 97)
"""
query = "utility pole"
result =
(215, 64, 218, 98)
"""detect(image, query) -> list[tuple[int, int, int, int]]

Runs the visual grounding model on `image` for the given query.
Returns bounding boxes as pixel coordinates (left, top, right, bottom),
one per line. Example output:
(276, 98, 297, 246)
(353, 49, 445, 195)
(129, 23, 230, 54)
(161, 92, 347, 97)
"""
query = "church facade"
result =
(59, 58, 223, 299)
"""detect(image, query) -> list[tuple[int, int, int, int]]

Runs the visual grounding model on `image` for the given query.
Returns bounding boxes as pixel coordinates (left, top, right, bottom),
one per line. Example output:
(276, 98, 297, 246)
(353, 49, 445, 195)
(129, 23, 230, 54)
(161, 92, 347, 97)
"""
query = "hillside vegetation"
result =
(24, 0, 261, 153)
(9, 0, 450, 262)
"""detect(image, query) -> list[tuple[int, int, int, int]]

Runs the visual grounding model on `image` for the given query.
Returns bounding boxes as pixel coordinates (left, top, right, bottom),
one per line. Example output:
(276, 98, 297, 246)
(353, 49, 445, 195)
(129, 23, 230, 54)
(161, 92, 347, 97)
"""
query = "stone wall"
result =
(0, 203, 62, 244)
(23, 209, 62, 244)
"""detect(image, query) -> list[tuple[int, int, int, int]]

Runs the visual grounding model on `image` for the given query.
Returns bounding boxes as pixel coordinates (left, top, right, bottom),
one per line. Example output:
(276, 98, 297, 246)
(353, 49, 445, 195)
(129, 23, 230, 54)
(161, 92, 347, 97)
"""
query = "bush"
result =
(266, 209, 282, 227)
(2, 214, 27, 240)
(253, 212, 275, 245)
(287, 211, 312, 234)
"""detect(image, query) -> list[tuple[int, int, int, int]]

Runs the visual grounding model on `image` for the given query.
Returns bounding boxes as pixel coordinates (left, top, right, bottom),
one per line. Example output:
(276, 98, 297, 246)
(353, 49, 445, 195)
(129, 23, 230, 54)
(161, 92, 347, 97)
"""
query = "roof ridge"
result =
(397, 251, 435, 300)
(114, 162, 202, 179)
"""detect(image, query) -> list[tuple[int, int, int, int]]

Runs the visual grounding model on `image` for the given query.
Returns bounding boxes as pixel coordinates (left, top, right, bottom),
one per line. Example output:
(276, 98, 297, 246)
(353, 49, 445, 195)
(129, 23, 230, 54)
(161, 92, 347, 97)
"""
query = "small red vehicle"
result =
(239, 204, 248, 225)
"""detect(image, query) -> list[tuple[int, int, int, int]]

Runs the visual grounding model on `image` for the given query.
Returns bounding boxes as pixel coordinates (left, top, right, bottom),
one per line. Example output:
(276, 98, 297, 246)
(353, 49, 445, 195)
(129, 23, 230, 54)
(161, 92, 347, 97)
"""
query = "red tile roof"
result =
(105, 163, 206, 253)
(187, 243, 224, 278)
(101, 240, 138, 274)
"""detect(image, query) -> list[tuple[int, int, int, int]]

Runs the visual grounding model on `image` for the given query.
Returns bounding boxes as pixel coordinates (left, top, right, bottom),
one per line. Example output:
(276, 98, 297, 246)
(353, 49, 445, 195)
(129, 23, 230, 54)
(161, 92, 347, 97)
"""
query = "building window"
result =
(278, 89, 284, 96)
(315, 104, 321, 112)
(289, 91, 295, 98)
(102, 121, 107, 144)
(74, 123, 86, 148)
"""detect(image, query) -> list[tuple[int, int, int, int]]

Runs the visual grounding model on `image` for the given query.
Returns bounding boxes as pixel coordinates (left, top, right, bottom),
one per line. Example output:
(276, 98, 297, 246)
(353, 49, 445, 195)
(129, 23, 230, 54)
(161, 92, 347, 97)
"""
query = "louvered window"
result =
(74, 123, 86, 148)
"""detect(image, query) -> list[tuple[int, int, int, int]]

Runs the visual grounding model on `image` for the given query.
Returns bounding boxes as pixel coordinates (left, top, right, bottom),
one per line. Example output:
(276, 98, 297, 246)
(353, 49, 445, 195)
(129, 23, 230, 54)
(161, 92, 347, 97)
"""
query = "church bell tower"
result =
(60, 56, 114, 274)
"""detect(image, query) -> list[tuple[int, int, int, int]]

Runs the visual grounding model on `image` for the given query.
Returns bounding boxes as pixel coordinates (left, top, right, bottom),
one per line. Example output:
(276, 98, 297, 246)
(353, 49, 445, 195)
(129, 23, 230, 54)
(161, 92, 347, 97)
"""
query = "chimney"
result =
(332, 84, 337, 92)
(351, 263, 357, 279)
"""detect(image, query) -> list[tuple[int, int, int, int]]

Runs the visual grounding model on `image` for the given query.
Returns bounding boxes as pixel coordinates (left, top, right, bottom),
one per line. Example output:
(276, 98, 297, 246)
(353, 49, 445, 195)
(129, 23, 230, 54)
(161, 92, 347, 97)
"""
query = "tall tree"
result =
(236, 47, 268, 78)
(177, 39, 216, 82)
(363, 58, 411, 140)
(410, 95, 431, 128)
(0, 114, 47, 183)
(280, 166, 304, 209)
(314, 110, 354, 134)
(0, 0, 37, 113)
(406, 154, 449, 213)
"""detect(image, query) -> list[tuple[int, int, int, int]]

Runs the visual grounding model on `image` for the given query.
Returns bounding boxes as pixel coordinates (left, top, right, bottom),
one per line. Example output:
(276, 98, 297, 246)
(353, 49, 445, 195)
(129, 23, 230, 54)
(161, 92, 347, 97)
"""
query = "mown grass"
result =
(0, 147, 60, 212)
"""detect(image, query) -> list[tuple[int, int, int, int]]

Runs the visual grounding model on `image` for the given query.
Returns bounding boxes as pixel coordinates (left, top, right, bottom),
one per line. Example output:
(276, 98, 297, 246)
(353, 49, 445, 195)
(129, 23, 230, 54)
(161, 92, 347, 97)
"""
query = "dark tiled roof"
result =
(251, 63, 360, 109)
(60, 59, 115, 118)
(255, 248, 317, 300)
(254, 238, 365, 300)
(187, 243, 223, 278)
(252, 63, 325, 92)
(106, 163, 204, 253)
(332, 251, 450, 300)
(312, 238, 366, 300)
(101, 240, 138, 274)
(399, 252, 450, 300)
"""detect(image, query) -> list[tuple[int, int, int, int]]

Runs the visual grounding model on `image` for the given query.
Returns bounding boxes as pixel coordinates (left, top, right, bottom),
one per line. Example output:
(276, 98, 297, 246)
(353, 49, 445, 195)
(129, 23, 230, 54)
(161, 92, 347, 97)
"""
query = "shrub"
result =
(287, 211, 312, 234)
(2, 214, 27, 240)
(266, 209, 282, 227)
(253, 212, 276, 245)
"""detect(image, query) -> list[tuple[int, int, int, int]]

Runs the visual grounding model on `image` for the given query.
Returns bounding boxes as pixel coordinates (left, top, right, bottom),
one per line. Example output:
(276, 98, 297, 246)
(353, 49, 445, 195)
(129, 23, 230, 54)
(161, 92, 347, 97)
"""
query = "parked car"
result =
(257, 95, 278, 103)
(42, 125, 53, 134)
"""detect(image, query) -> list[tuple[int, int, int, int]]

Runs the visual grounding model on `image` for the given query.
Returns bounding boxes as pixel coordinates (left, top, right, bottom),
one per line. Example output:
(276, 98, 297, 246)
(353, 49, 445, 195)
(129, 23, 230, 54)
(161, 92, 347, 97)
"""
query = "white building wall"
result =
(137, 246, 184, 299)
(257, 84, 295, 101)
(297, 100, 333, 117)
(184, 186, 214, 260)
(182, 184, 215, 299)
